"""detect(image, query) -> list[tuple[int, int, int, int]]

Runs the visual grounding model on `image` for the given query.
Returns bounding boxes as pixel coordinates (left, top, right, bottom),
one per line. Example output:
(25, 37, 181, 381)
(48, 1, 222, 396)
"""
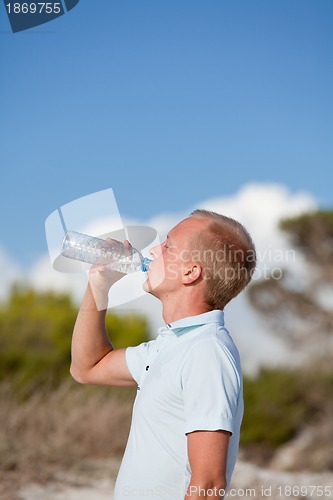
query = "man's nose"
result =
(150, 244, 161, 258)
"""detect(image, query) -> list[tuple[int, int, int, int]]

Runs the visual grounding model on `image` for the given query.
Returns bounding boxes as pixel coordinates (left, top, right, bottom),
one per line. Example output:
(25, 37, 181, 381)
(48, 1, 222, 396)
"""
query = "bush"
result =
(0, 286, 149, 393)
(241, 367, 333, 453)
(242, 369, 307, 448)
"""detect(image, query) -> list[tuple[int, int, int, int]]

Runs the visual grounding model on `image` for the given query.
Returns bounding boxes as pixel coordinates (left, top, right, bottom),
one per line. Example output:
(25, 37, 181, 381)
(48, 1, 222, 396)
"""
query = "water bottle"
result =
(61, 231, 151, 273)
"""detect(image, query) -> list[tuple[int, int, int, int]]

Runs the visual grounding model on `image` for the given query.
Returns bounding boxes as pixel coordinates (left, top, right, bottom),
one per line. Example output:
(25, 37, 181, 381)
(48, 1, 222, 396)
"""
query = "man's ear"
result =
(182, 263, 202, 284)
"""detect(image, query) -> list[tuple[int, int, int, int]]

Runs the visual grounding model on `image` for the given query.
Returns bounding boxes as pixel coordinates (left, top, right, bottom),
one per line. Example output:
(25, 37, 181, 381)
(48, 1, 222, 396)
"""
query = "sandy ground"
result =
(16, 460, 333, 500)
(229, 461, 333, 499)
(18, 478, 115, 500)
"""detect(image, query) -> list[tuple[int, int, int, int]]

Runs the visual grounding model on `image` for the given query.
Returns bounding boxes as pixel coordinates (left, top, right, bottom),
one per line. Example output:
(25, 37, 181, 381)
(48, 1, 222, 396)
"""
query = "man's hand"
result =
(88, 239, 132, 310)
(88, 265, 124, 310)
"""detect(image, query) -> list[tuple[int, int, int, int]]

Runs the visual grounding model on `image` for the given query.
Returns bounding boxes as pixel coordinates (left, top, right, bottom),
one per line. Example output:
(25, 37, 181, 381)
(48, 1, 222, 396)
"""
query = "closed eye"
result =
(164, 235, 170, 249)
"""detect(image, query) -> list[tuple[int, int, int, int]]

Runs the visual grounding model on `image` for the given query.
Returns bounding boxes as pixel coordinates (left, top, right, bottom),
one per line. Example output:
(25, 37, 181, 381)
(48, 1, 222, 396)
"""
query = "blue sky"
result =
(1, 0, 332, 267)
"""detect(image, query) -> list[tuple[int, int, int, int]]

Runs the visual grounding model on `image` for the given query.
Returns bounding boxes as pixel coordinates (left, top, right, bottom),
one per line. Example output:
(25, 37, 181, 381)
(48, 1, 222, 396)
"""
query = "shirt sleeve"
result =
(125, 341, 152, 385)
(180, 338, 242, 435)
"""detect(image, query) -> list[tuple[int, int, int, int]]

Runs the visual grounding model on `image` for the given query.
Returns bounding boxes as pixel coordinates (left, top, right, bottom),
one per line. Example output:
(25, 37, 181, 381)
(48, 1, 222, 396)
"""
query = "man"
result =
(70, 209, 256, 499)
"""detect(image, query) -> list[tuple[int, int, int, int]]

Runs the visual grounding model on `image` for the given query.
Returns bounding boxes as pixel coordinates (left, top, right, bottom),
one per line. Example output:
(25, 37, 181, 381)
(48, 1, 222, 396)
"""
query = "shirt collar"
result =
(158, 310, 224, 337)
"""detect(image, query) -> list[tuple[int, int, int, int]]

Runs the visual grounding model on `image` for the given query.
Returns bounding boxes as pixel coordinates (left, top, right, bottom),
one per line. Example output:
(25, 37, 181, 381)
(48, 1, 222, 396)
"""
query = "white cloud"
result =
(28, 254, 87, 303)
(194, 183, 316, 269)
(0, 245, 24, 300)
(0, 183, 319, 374)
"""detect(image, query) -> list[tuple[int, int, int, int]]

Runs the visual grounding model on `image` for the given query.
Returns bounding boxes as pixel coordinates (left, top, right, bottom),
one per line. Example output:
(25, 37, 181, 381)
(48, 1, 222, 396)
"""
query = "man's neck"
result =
(161, 294, 212, 324)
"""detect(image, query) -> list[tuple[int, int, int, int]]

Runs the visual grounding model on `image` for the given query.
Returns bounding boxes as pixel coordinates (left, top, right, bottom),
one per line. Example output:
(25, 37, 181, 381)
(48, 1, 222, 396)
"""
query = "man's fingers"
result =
(104, 237, 132, 249)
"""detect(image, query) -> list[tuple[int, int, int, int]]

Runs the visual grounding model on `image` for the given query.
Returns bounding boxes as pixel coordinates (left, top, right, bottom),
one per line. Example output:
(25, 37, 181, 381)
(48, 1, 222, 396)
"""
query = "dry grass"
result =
(0, 380, 135, 498)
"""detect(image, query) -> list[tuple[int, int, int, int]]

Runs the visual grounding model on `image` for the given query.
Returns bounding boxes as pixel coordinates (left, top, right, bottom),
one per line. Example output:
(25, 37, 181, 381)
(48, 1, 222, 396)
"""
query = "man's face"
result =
(143, 217, 207, 298)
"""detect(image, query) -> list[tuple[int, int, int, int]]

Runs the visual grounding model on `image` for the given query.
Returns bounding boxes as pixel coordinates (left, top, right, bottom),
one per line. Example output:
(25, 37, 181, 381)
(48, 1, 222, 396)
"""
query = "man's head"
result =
(188, 209, 256, 309)
(145, 210, 256, 311)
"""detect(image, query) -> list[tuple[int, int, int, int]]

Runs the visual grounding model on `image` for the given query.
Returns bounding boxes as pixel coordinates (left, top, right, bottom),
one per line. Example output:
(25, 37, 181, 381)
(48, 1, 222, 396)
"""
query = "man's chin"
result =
(143, 278, 159, 298)
(143, 278, 153, 294)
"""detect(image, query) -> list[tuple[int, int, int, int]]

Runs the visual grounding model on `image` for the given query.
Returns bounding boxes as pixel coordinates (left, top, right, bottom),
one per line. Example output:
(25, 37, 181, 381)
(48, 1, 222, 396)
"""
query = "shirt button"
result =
(146, 365, 149, 371)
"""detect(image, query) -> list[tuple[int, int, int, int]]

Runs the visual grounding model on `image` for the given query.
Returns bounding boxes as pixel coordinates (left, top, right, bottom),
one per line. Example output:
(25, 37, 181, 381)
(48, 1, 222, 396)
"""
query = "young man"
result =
(70, 210, 256, 500)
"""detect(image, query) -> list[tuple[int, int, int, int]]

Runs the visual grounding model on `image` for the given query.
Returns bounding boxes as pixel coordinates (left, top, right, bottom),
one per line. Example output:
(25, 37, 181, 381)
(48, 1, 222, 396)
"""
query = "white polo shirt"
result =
(114, 310, 243, 500)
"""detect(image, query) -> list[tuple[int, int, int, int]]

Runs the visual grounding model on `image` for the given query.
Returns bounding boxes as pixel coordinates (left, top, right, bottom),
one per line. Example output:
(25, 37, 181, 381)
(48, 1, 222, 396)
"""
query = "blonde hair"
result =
(190, 209, 256, 309)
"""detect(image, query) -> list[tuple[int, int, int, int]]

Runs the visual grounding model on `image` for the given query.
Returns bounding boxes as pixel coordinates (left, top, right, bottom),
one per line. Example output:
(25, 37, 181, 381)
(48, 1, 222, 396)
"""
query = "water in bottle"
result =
(61, 231, 151, 273)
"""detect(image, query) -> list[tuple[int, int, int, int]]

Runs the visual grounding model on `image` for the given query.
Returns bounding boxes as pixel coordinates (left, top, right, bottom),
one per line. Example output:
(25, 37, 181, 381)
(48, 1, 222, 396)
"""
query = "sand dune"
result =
(18, 460, 333, 500)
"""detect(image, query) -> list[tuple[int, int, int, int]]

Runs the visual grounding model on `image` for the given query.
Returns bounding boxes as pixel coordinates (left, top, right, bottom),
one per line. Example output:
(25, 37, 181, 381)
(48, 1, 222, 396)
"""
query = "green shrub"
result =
(0, 286, 149, 392)
(241, 369, 307, 448)
(241, 367, 333, 452)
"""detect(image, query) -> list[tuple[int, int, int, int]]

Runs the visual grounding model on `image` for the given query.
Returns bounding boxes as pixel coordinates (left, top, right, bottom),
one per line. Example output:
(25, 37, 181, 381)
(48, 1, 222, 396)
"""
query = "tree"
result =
(248, 209, 333, 365)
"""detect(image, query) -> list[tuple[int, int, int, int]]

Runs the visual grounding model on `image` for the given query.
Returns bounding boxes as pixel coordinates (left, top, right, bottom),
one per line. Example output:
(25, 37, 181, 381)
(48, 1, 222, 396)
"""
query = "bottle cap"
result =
(141, 257, 152, 272)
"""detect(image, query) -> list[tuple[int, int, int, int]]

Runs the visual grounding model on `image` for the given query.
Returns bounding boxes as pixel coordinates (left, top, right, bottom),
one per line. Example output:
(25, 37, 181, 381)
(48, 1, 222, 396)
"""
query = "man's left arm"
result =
(185, 430, 230, 499)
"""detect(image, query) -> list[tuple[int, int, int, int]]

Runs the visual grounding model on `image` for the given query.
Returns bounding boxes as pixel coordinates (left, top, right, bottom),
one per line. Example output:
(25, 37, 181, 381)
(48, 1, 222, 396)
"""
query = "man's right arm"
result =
(70, 268, 137, 388)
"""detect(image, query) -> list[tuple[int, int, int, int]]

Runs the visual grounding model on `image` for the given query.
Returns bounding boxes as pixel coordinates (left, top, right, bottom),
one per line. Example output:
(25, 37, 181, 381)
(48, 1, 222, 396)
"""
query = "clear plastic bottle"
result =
(61, 231, 151, 273)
